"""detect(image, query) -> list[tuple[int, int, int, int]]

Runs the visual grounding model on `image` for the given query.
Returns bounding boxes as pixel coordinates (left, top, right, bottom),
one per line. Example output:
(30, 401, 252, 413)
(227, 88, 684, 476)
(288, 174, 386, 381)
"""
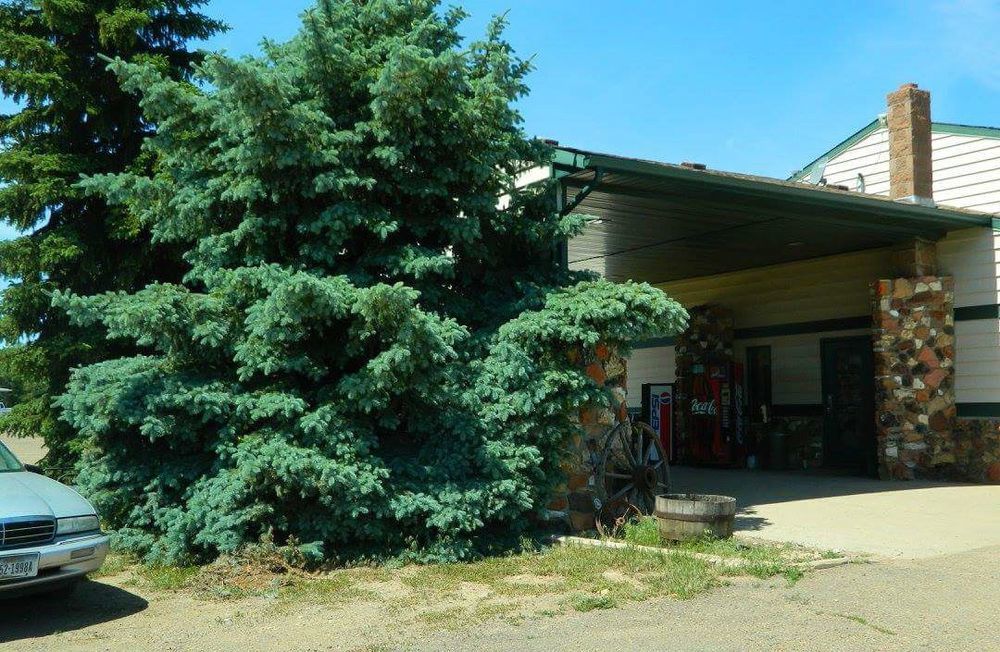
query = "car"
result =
(0, 440, 109, 597)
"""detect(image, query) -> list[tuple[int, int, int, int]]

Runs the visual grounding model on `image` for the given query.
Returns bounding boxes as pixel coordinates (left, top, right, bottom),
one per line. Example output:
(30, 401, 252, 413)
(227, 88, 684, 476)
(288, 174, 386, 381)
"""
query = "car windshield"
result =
(0, 441, 23, 472)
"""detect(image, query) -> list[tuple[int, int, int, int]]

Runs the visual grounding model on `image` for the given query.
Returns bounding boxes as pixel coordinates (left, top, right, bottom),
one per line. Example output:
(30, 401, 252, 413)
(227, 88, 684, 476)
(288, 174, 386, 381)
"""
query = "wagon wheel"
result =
(595, 420, 670, 526)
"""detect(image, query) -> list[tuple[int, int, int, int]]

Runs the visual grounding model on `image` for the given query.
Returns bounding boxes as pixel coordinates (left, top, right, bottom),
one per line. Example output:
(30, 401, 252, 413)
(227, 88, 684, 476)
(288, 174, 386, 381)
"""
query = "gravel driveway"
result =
(3, 546, 997, 651)
(417, 545, 1000, 652)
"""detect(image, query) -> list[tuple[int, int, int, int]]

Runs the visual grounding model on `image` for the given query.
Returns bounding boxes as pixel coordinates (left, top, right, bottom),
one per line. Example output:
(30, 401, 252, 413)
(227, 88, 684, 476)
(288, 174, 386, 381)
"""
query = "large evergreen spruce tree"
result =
(56, 0, 686, 563)
(0, 1, 224, 472)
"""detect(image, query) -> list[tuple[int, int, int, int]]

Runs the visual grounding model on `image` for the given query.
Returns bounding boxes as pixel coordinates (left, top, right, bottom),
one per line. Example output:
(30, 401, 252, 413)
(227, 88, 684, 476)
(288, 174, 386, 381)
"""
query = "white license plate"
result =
(0, 553, 39, 581)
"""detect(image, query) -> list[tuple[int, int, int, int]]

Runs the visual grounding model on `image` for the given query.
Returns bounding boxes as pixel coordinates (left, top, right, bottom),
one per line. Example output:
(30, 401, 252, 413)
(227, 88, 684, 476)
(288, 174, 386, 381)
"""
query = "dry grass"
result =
(94, 529, 828, 632)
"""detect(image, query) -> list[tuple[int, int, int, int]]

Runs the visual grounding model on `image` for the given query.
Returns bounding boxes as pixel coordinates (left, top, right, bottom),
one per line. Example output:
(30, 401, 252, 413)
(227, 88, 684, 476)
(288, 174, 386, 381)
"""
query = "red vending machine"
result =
(684, 362, 746, 466)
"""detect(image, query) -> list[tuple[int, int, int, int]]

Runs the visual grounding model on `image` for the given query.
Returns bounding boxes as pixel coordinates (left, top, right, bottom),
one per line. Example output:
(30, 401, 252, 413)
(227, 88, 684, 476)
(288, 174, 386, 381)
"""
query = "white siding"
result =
(736, 330, 869, 405)
(802, 126, 1000, 213)
(938, 227, 1000, 308)
(623, 250, 888, 407)
(656, 248, 893, 328)
(626, 346, 675, 408)
(955, 319, 1000, 403)
(818, 129, 891, 195)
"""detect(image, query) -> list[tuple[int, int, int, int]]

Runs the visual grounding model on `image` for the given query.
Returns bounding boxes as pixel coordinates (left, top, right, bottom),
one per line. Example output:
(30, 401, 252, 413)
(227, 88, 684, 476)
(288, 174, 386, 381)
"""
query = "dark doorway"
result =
(821, 336, 876, 475)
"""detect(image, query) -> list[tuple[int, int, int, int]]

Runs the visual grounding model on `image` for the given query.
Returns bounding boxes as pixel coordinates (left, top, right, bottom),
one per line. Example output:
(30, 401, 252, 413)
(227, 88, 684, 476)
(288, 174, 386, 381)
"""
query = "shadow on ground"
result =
(0, 580, 147, 644)
(671, 465, 979, 508)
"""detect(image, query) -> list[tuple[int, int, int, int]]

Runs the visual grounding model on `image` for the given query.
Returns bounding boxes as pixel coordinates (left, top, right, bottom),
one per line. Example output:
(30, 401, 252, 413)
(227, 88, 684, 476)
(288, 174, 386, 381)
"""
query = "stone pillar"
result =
(871, 276, 956, 479)
(674, 305, 734, 462)
(551, 342, 628, 532)
(891, 237, 938, 277)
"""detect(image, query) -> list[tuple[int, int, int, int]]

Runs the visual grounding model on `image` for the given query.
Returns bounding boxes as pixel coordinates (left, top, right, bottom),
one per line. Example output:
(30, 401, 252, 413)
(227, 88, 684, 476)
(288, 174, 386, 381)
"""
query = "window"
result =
(746, 346, 772, 424)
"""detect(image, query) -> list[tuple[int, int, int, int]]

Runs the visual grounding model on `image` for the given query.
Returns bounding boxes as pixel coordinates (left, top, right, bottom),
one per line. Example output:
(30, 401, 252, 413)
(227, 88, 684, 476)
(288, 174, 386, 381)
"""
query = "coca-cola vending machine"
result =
(684, 362, 745, 466)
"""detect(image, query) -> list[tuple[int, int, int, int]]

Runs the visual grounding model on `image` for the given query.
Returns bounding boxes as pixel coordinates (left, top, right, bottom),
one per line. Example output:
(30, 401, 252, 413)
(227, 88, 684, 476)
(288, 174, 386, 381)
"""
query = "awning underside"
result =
(563, 165, 993, 284)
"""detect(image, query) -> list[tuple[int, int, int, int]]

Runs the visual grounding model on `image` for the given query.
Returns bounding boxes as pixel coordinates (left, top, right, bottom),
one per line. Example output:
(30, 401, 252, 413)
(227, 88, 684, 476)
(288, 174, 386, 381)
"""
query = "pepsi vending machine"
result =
(641, 383, 676, 463)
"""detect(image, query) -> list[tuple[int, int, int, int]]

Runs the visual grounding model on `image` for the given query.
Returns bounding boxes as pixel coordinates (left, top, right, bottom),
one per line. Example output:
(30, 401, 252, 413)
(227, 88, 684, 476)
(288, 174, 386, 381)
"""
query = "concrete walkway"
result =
(670, 466, 1000, 559)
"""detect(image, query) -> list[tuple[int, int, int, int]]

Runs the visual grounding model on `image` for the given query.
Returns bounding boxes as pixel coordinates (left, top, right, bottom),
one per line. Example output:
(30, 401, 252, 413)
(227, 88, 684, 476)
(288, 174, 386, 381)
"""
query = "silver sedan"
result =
(0, 441, 109, 597)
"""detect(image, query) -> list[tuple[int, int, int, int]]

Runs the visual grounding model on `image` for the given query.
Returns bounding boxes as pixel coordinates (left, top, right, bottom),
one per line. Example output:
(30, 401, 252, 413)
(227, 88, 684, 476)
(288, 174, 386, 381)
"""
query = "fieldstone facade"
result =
(871, 276, 956, 480)
(550, 343, 628, 532)
(952, 419, 1000, 483)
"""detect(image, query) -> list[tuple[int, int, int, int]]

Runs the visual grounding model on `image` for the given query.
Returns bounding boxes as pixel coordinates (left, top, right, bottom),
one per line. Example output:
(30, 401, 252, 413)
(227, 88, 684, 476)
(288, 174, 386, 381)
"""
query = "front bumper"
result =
(0, 532, 109, 595)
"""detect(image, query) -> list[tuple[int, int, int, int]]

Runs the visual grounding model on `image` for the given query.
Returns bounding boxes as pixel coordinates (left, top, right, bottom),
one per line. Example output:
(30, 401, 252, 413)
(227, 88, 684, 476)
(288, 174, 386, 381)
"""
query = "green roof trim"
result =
(791, 120, 1000, 182)
(554, 146, 993, 232)
(790, 118, 882, 182)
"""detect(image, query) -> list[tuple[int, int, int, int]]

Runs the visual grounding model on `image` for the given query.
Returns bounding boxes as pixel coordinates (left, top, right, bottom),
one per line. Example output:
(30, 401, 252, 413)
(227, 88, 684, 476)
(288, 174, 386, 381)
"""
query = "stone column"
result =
(871, 276, 956, 479)
(549, 342, 628, 532)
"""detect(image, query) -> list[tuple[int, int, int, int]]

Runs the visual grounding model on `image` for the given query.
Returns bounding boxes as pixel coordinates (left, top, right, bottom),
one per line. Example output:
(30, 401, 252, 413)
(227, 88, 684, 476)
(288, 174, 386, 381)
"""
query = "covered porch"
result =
(555, 147, 995, 481)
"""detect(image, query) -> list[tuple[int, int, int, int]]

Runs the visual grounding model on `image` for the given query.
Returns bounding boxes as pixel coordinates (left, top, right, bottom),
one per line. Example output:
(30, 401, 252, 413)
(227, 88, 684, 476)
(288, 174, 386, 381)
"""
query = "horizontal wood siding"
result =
(954, 319, 1000, 403)
(655, 249, 893, 329)
(736, 330, 869, 405)
(625, 346, 675, 408)
(809, 126, 1000, 212)
(820, 129, 890, 195)
(938, 227, 1000, 309)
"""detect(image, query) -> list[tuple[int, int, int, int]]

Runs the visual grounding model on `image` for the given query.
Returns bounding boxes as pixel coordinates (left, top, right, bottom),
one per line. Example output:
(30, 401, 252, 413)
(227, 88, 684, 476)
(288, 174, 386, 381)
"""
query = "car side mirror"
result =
(24, 463, 44, 475)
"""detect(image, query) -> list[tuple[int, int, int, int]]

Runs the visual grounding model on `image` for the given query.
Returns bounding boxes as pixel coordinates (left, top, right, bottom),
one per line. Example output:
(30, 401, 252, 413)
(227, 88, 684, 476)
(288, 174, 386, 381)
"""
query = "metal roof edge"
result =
(789, 120, 1000, 182)
(553, 146, 994, 230)
(932, 121, 1000, 139)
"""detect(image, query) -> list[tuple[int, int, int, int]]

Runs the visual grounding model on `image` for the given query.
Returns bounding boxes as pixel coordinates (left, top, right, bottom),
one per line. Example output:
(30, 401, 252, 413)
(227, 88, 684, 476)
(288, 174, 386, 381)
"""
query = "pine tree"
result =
(0, 1, 225, 472)
(55, 0, 686, 563)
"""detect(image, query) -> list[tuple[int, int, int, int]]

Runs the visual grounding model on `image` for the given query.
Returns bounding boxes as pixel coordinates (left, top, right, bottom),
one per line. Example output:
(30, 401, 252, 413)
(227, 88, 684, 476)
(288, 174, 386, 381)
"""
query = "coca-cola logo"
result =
(690, 398, 717, 416)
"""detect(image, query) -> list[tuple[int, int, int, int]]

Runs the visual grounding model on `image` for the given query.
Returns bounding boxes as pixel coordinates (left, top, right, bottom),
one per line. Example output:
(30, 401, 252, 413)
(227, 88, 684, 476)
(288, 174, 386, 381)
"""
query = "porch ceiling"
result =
(556, 147, 995, 284)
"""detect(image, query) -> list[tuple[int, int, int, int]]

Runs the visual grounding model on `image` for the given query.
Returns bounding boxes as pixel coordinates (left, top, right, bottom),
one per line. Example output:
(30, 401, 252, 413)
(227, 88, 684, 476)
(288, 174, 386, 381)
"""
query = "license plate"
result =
(0, 553, 39, 581)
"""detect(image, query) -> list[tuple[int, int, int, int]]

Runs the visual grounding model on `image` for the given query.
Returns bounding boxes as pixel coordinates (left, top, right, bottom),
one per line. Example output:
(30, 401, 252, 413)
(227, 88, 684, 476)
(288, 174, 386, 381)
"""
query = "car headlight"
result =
(57, 515, 100, 535)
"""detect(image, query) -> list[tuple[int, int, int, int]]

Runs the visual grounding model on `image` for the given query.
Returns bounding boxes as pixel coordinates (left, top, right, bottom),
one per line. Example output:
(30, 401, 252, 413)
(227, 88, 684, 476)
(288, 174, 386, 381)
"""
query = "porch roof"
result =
(555, 147, 996, 284)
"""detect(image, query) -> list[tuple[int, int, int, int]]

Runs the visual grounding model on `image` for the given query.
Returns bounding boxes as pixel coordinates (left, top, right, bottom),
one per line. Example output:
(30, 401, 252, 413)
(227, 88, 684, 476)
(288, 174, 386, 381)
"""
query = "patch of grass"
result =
(400, 542, 716, 605)
(610, 517, 810, 583)
(279, 572, 378, 604)
(418, 606, 467, 629)
(133, 564, 200, 591)
(567, 593, 617, 612)
(820, 549, 843, 559)
(830, 612, 896, 636)
(621, 517, 661, 547)
(90, 552, 134, 578)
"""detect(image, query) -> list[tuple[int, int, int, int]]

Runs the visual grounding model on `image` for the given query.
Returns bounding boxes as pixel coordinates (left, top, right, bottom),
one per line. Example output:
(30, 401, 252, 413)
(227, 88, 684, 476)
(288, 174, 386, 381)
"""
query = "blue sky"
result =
(200, 0, 1000, 179)
(3, 0, 1000, 200)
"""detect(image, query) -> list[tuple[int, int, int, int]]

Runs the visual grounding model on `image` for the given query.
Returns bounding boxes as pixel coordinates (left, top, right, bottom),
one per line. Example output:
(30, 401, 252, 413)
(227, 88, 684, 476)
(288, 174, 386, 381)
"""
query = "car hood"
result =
(0, 471, 96, 519)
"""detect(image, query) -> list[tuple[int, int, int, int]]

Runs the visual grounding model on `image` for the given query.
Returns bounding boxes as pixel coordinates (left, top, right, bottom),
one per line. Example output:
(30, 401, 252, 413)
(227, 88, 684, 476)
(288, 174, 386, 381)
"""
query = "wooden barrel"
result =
(654, 493, 737, 541)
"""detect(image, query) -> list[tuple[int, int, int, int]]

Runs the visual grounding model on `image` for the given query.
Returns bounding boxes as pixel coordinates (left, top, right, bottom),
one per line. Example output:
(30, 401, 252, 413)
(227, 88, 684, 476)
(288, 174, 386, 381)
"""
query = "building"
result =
(553, 84, 1000, 483)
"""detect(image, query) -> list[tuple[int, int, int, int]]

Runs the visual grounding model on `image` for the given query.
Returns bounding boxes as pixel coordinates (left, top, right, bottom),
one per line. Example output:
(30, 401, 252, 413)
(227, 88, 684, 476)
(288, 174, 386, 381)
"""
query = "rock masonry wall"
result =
(871, 276, 958, 479)
(549, 343, 628, 532)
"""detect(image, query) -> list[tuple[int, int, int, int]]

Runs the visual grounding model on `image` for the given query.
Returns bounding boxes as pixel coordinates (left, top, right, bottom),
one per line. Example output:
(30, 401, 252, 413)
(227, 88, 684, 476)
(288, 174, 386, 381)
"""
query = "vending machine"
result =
(641, 383, 675, 462)
(683, 362, 746, 466)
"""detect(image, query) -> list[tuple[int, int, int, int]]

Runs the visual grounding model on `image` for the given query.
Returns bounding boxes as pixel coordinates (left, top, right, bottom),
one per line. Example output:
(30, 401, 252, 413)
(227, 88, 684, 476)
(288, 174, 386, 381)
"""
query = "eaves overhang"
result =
(554, 146, 996, 284)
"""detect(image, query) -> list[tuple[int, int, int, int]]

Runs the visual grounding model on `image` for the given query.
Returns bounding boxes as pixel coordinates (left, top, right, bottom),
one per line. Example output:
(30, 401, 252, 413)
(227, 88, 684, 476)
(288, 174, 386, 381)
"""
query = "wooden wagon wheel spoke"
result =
(610, 482, 636, 502)
(617, 426, 637, 466)
(596, 419, 672, 529)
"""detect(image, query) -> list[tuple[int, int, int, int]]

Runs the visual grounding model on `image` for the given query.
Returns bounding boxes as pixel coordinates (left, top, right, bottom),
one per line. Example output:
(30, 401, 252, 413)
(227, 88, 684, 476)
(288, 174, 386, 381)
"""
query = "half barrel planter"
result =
(654, 493, 737, 540)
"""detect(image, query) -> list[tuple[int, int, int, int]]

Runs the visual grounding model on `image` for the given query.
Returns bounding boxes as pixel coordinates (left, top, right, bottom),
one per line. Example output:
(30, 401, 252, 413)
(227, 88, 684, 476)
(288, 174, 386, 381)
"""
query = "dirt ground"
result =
(4, 546, 997, 652)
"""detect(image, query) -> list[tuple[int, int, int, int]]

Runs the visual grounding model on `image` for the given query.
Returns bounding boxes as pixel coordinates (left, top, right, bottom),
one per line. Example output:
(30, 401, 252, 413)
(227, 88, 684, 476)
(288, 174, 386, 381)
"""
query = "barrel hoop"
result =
(654, 511, 732, 524)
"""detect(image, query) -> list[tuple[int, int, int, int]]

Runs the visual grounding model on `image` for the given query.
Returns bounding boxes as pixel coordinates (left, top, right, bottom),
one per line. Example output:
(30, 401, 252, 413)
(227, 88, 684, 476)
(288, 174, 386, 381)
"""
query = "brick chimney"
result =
(886, 83, 934, 206)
